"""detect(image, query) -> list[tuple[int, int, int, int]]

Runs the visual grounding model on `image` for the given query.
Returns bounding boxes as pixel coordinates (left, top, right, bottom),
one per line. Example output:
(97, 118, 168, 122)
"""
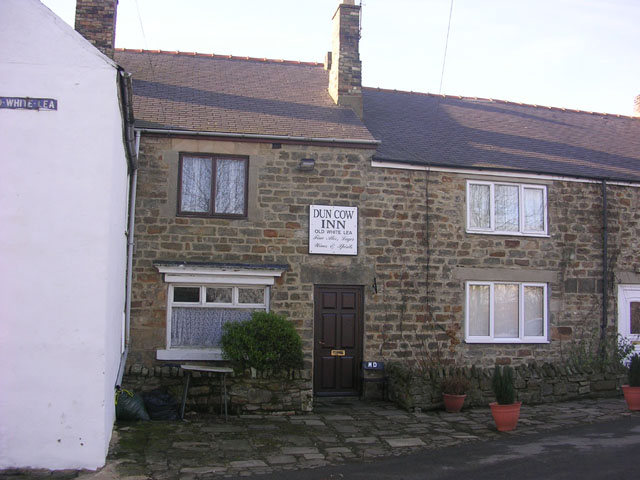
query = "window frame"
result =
(177, 152, 249, 219)
(465, 281, 549, 344)
(155, 263, 286, 361)
(466, 180, 548, 236)
(167, 283, 268, 349)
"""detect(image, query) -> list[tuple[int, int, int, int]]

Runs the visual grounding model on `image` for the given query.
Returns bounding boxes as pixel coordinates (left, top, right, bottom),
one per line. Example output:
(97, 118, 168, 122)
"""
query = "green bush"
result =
(221, 311, 304, 373)
(492, 365, 516, 405)
(629, 354, 640, 387)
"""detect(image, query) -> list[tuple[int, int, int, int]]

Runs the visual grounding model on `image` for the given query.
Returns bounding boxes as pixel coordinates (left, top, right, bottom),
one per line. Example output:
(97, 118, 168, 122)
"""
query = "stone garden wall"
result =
(122, 364, 313, 415)
(387, 362, 627, 412)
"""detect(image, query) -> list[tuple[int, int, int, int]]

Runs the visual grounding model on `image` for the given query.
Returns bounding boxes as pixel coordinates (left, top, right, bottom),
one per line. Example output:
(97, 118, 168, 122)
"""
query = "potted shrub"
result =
(622, 353, 640, 411)
(490, 365, 521, 431)
(441, 374, 471, 413)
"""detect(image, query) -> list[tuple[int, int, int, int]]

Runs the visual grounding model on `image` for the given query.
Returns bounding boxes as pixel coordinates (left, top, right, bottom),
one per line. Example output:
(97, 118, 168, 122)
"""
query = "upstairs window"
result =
(465, 281, 548, 343)
(467, 180, 547, 235)
(178, 153, 248, 218)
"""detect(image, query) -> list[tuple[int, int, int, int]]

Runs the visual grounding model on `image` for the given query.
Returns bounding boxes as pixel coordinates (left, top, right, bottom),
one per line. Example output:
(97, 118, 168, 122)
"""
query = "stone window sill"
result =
(156, 348, 224, 361)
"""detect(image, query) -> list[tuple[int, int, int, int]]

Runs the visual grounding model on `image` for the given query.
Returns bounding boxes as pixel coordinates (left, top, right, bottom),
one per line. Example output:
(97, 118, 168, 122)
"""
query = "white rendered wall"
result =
(0, 0, 128, 470)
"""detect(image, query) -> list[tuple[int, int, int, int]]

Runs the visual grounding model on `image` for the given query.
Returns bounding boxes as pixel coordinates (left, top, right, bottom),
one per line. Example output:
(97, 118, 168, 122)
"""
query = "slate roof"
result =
(114, 49, 376, 143)
(115, 48, 640, 182)
(363, 88, 640, 182)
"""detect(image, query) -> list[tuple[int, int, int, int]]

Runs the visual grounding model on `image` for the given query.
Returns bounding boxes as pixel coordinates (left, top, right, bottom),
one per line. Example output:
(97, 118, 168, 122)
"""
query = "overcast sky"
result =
(41, 0, 640, 116)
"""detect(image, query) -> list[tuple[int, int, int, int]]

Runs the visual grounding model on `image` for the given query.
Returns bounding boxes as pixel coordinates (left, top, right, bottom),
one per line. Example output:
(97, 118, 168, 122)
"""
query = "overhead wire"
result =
(439, 0, 455, 95)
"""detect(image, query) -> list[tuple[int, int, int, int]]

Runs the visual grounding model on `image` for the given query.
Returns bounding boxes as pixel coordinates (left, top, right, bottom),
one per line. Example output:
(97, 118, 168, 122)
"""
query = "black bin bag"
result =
(115, 388, 150, 421)
(143, 387, 180, 420)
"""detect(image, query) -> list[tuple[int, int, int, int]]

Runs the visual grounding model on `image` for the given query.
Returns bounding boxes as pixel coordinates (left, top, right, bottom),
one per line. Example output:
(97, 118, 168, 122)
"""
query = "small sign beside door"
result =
(309, 205, 358, 255)
(363, 361, 384, 370)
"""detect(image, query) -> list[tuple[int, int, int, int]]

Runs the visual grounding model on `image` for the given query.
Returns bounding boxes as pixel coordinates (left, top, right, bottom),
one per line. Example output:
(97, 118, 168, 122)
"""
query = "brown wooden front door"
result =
(313, 285, 363, 396)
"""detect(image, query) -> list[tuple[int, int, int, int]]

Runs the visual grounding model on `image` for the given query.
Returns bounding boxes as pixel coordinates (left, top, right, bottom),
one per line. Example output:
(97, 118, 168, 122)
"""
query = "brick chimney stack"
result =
(634, 95, 640, 117)
(328, 0, 363, 119)
(74, 0, 119, 58)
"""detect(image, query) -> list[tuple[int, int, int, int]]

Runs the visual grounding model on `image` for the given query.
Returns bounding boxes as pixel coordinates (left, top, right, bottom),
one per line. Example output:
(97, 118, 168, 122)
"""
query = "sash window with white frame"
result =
(467, 180, 547, 235)
(466, 281, 548, 343)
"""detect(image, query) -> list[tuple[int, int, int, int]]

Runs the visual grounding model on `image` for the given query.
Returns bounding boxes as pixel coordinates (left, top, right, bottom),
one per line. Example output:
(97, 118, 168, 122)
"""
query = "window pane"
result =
(524, 188, 544, 232)
(469, 184, 490, 229)
(171, 307, 256, 347)
(238, 288, 265, 304)
(469, 285, 490, 336)
(524, 286, 544, 336)
(495, 185, 519, 231)
(206, 287, 233, 304)
(494, 284, 519, 337)
(173, 287, 200, 303)
(215, 158, 246, 215)
(180, 156, 212, 213)
(631, 302, 640, 335)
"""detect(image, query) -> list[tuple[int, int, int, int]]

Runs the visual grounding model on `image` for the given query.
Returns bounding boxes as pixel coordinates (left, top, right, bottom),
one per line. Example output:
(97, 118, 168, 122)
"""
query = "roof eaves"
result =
(137, 127, 380, 148)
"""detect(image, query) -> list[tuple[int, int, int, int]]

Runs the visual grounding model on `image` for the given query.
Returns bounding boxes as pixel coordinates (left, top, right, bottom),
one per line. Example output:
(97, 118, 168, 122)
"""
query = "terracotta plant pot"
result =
(622, 385, 640, 411)
(489, 401, 522, 431)
(443, 393, 466, 413)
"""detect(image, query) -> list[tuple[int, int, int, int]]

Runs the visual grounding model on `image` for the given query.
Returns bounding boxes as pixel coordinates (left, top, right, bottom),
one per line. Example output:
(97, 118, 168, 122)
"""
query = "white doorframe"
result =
(618, 284, 640, 355)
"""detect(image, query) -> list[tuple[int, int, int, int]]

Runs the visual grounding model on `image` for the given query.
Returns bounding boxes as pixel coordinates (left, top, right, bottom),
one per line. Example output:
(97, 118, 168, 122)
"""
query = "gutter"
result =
(138, 127, 380, 148)
(116, 68, 139, 388)
(371, 158, 640, 187)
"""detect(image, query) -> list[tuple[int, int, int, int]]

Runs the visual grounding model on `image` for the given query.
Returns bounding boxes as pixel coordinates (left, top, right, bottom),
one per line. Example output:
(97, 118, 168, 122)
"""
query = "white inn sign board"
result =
(309, 205, 358, 255)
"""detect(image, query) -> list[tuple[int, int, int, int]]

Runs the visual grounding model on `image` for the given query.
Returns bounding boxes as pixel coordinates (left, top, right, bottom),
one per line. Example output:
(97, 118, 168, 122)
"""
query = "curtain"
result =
(524, 188, 544, 232)
(171, 307, 255, 347)
(181, 157, 212, 212)
(469, 184, 490, 229)
(215, 158, 246, 214)
(469, 284, 490, 336)
(524, 286, 544, 336)
(495, 185, 519, 231)
(494, 284, 519, 337)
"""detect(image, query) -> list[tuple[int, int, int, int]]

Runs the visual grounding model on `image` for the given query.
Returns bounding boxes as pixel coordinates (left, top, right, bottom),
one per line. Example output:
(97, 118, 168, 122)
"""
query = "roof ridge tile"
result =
(362, 86, 632, 118)
(114, 47, 324, 67)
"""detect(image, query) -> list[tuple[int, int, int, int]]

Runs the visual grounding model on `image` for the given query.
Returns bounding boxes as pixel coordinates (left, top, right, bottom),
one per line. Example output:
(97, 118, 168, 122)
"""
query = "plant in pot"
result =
(441, 374, 471, 413)
(490, 365, 521, 431)
(622, 353, 640, 411)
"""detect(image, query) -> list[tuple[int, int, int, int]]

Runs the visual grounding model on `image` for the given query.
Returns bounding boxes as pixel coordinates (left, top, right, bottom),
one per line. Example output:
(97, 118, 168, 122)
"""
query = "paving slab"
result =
(384, 437, 426, 447)
(2, 396, 634, 479)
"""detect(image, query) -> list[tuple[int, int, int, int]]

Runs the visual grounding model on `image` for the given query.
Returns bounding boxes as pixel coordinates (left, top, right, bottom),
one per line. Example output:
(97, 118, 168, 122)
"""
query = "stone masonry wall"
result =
(122, 364, 312, 415)
(387, 362, 627, 412)
(129, 134, 640, 398)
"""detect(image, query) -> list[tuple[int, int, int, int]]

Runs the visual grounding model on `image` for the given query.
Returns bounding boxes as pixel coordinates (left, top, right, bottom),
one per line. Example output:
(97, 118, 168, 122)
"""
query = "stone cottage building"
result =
(78, 1, 640, 407)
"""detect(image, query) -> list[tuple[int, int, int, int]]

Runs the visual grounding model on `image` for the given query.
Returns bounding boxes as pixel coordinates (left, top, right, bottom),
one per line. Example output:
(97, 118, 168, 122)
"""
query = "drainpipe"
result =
(600, 179, 608, 359)
(116, 130, 139, 387)
(116, 68, 139, 388)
